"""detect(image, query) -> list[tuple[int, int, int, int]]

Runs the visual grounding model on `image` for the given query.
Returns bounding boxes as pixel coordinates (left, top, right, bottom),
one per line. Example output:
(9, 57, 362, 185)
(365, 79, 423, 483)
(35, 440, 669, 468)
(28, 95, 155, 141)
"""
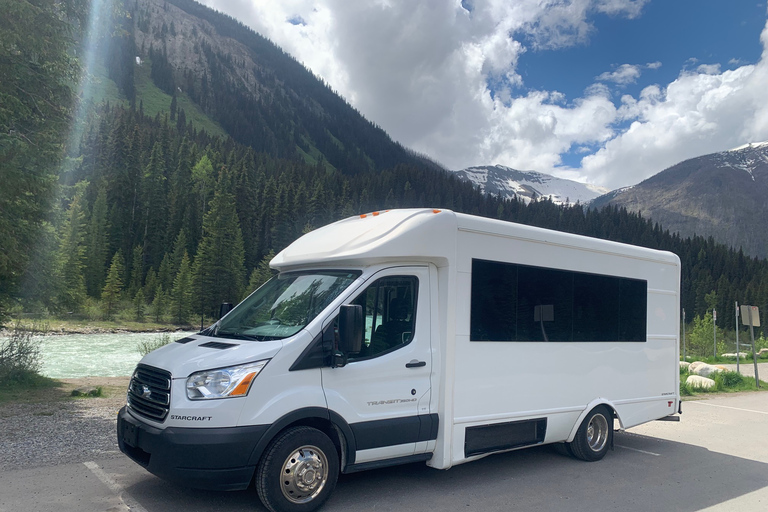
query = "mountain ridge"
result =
(451, 165, 609, 206)
(590, 142, 768, 257)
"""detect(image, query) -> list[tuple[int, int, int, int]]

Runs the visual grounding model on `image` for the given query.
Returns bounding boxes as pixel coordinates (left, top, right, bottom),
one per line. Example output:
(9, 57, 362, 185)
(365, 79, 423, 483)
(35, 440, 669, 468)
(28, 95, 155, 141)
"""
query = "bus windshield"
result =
(211, 270, 361, 341)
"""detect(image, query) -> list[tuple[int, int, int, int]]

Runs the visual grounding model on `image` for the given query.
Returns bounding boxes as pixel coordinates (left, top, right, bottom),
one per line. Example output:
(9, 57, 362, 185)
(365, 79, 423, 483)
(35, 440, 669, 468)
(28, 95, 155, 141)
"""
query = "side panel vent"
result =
(464, 418, 547, 457)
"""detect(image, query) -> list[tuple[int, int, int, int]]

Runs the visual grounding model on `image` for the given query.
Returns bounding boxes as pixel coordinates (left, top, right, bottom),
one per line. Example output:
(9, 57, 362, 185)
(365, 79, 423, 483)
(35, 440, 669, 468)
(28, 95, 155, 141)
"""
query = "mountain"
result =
(590, 142, 768, 257)
(105, 0, 436, 174)
(451, 165, 609, 206)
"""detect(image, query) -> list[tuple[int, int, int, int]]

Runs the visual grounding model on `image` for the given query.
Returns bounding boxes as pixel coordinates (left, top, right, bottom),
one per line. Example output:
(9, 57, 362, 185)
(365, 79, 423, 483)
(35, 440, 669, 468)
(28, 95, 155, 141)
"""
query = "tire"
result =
(568, 406, 613, 462)
(551, 442, 574, 458)
(256, 426, 339, 512)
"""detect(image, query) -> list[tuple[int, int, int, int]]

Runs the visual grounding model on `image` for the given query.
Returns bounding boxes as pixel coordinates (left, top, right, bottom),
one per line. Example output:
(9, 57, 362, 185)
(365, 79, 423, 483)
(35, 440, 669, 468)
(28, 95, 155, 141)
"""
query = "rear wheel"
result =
(568, 406, 612, 462)
(256, 426, 339, 512)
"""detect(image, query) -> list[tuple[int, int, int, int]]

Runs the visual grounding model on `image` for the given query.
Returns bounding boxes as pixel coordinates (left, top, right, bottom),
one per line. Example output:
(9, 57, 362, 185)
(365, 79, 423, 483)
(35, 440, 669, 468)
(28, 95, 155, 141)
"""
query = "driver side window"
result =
(349, 275, 418, 360)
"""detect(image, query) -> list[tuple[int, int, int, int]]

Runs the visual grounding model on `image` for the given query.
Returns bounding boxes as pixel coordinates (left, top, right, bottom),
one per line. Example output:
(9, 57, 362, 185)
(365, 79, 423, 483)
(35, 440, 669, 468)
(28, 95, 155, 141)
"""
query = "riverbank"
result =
(1, 318, 197, 336)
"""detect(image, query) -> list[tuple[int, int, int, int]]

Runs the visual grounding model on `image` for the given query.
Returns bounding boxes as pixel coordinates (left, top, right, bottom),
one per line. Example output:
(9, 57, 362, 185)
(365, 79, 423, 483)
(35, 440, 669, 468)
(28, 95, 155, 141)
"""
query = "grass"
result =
(680, 365, 768, 396)
(0, 372, 59, 405)
(133, 59, 227, 138)
(137, 333, 173, 356)
(0, 377, 127, 406)
(78, 58, 229, 139)
(296, 135, 337, 172)
(680, 353, 768, 365)
(85, 62, 128, 108)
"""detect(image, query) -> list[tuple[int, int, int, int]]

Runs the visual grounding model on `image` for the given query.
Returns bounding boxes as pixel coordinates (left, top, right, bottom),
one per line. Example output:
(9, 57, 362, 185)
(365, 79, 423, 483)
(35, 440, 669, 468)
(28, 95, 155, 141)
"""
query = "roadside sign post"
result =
(682, 309, 686, 361)
(735, 302, 740, 373)
(713, 309, 717, 358)
(740, 305, 761, 388)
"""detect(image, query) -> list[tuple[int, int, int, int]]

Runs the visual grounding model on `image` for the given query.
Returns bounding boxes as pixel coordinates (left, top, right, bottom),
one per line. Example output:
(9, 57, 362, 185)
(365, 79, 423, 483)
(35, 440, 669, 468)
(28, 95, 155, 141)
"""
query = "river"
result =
(30, 331, 195, 378)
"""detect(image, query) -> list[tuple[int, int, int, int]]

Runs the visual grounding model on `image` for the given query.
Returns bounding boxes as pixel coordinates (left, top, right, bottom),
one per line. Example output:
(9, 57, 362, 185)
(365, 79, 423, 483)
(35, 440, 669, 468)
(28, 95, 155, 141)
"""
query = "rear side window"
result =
(470, 259, 647, 342)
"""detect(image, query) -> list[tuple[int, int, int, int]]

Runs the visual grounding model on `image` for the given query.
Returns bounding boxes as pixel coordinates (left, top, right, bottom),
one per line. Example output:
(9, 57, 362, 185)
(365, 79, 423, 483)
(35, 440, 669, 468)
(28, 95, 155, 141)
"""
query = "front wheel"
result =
(568, 405, 613, 462)
(256, 426, 339, 512)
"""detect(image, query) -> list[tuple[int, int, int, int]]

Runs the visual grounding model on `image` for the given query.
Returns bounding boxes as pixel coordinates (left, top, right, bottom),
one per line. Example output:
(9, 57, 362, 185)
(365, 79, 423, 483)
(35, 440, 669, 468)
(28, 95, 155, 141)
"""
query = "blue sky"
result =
(202, 0, 768, 190)
(516, 0, 767, 168)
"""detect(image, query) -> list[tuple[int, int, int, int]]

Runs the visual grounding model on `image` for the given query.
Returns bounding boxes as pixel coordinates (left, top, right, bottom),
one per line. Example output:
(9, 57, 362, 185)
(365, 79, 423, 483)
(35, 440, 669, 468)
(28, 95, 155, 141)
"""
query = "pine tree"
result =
(0, 0, 83, 320)
(144, 268, 158, 302)
(142, 142, 168, 270)
(85, 185, 110, 297)
(170, 252, 193, 324)
(102, 252, 125, 320)
(133, 287, 146, 322)
(57, 186, 88, 313)
(157, 254, 173, 293)
(193, 185, 246, 318)
(151, 285, 169, 323)
(191, 154, 215, 242)
(244, 250, 276, 300)
(128, 245, 144, 297)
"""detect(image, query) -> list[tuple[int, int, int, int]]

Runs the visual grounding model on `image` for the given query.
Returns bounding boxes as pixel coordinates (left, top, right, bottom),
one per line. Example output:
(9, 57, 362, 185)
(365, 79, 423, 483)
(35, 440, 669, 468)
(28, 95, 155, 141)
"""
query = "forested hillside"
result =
(2, 0, 768, 338)
(13, 102, 768, 334)
(104, 0, 436, 175)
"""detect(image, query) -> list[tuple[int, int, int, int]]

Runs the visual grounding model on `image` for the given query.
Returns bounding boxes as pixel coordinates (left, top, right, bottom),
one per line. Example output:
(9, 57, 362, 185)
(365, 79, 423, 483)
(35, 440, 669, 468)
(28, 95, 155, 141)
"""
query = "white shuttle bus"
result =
(118, 208, 681, 512)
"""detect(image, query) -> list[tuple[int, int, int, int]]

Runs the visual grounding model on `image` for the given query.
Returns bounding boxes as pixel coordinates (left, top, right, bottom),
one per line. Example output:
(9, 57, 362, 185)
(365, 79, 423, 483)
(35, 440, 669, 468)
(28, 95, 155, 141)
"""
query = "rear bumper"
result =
(117, 406, 269, 491)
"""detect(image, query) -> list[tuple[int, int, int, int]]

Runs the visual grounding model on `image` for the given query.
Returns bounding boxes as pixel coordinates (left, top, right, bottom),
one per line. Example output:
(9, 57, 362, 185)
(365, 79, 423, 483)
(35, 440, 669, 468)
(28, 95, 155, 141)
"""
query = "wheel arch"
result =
(247, 408, 357, 470)
(565, 399, 621, 443)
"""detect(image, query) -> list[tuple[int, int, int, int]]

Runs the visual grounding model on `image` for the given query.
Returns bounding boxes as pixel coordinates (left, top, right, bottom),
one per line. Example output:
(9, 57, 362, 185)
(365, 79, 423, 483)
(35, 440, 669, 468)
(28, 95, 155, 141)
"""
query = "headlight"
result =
(186, 360, 269, 400)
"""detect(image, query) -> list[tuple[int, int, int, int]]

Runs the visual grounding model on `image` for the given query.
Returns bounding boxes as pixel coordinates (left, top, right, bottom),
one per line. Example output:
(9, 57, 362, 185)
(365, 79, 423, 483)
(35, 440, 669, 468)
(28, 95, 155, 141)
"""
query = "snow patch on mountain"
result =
(451, 165, 609, 206)
(719, 142, 768, 182)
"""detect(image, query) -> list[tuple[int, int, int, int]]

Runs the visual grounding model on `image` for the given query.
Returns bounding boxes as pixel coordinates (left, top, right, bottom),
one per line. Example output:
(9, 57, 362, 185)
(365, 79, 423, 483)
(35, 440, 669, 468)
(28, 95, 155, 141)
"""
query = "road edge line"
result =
(83, 461, 149, 512)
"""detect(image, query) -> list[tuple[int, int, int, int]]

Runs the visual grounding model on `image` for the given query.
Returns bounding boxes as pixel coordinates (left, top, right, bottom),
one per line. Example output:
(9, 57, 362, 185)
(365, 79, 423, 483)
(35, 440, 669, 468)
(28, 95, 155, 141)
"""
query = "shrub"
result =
(0, 322, 45, 385)
(137, 333, 172, 356)
(716, 370, 745, 388)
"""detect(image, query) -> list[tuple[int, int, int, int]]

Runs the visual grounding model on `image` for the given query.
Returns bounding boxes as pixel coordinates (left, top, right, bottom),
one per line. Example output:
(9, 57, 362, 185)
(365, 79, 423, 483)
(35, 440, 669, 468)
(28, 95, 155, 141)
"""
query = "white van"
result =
(118, 208, 681, 512)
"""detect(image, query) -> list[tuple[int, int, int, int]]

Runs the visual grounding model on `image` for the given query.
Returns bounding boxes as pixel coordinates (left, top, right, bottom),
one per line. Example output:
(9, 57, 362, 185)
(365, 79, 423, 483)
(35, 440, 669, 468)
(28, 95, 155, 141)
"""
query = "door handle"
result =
(406, 360, 426, 368)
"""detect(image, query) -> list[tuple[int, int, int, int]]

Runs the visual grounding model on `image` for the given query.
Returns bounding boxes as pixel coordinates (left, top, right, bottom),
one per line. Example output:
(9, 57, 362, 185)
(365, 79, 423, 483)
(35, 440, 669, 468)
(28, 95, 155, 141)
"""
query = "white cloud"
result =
(582, 61, 768, 187)
(596, 61, 661, 85)
(596, 64, 642, 84)
(197, 1, 768, 190)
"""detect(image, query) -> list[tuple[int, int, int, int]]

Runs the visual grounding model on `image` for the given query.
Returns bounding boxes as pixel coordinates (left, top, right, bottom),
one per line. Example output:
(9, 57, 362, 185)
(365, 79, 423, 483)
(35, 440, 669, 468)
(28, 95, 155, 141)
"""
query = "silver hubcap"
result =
(587, 413, 609, 452)
(280, 445, 329, 504)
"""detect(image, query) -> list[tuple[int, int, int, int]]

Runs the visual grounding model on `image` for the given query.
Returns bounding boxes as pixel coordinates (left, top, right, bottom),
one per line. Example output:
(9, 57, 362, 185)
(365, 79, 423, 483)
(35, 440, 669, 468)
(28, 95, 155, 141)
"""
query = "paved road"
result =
(2, 393, 767, 512)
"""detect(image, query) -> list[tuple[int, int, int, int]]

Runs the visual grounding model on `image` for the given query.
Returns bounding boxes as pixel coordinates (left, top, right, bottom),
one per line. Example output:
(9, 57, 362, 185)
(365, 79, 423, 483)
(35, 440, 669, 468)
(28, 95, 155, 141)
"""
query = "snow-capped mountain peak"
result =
(451, 165, 609, 206)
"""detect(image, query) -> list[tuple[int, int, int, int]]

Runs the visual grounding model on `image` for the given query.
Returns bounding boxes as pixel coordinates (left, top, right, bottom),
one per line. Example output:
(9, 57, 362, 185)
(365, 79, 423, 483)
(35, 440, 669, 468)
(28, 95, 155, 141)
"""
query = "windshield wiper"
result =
(212, 331, 280, 342)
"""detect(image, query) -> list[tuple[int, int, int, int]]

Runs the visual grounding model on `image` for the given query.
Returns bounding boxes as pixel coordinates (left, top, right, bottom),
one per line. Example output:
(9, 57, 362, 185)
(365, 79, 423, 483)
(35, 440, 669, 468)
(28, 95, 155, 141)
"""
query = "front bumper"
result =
(117, 406, 269, 491)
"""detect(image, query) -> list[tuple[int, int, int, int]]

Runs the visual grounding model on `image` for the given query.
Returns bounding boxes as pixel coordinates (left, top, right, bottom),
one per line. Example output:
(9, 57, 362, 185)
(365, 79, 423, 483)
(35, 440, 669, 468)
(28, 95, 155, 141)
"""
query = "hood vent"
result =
(199, 341, 239, 350)
(175, 337, 196, 344)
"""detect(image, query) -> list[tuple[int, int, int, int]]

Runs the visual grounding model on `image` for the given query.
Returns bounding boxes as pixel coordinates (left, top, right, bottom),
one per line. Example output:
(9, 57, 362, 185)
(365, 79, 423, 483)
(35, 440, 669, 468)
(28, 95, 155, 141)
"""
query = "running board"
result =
(655, 415, 680, 422)
(343, 453, 432, 474)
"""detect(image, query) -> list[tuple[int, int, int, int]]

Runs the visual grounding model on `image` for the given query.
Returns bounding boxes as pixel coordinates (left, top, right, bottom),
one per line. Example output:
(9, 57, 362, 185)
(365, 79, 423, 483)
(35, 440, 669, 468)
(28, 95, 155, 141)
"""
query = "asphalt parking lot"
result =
(1, 392, 766, 512)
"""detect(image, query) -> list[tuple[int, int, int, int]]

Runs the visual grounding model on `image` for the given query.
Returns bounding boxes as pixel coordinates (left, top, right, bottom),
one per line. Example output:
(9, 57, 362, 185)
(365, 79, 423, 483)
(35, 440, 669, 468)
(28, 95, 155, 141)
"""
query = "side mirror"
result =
(334, 305, 363, 367)
(219, 302, 234, 319)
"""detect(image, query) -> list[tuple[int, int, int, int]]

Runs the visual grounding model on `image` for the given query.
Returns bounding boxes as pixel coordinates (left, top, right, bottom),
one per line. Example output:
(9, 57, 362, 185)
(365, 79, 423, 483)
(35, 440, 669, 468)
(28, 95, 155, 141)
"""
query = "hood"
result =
(139, 333, 288, 378)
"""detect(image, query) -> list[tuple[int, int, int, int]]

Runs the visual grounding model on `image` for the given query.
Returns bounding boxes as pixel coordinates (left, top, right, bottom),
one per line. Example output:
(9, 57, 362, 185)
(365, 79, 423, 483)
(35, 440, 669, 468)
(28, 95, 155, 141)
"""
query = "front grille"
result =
(127, 364, 172, 422)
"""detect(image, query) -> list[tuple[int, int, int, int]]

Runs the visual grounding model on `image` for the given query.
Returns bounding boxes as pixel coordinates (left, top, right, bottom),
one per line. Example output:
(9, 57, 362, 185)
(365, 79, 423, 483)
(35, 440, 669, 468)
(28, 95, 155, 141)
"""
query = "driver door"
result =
(321, 266, 434, 465)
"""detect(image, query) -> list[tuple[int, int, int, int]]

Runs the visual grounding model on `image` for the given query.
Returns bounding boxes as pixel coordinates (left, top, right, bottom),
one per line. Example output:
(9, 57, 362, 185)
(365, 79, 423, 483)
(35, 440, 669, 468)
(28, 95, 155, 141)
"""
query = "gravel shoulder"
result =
(0, 377, 130, 471)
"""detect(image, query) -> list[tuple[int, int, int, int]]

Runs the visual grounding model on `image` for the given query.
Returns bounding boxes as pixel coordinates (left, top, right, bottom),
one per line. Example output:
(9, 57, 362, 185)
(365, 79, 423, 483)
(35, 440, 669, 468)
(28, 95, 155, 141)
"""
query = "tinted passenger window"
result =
(350, 276, 418, 359)
(470, 259, 647, 342)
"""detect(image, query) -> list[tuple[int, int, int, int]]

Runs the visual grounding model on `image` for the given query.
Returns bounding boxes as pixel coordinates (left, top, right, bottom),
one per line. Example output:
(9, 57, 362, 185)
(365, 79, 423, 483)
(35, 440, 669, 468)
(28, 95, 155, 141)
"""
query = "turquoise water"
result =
(26, 332, 195, 378)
